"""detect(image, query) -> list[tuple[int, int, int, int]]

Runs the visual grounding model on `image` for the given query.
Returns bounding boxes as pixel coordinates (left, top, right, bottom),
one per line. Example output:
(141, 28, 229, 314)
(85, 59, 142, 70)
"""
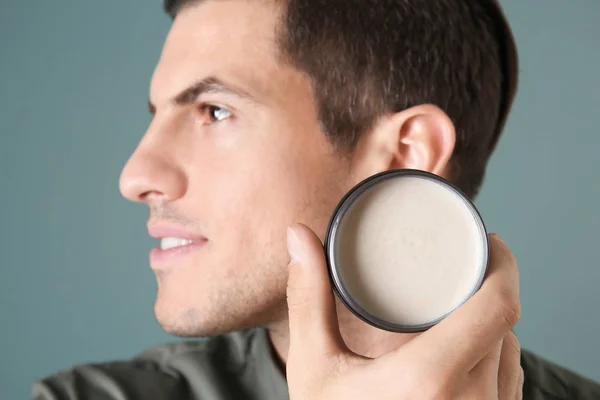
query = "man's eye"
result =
(199, 104, 232, 123)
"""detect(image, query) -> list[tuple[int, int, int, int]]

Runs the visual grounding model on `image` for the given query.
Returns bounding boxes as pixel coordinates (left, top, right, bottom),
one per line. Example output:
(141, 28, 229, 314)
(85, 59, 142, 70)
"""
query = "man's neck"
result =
(267, 299, 418, 367)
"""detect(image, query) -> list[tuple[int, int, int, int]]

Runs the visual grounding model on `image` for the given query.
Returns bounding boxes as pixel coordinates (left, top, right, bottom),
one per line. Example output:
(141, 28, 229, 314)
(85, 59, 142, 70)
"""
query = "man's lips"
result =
(147, 223, 208, 267)
(149, 241, 206, 266)
(147, 223, 207, 241)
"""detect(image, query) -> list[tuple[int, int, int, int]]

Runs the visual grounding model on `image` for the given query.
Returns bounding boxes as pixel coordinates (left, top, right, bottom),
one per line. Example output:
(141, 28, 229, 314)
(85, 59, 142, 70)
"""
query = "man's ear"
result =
(350, 104, 456, 182)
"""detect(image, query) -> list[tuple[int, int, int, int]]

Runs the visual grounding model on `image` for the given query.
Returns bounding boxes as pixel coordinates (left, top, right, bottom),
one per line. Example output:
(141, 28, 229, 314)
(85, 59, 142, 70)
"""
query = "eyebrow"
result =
(148, 76, 260, 115)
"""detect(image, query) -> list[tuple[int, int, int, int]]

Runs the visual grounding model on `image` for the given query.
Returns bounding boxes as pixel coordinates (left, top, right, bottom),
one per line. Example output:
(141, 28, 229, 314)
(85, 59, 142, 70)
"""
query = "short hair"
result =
(164, 0, 518, 198)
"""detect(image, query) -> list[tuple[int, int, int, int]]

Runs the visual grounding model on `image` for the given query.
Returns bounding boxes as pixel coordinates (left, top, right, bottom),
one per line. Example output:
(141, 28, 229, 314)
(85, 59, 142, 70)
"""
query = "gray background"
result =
(1, 0, 598, 398)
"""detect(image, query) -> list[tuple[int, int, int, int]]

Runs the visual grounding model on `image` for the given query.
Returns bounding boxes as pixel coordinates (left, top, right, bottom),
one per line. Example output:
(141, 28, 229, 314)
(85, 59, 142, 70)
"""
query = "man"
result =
(34, 0, 600, 399)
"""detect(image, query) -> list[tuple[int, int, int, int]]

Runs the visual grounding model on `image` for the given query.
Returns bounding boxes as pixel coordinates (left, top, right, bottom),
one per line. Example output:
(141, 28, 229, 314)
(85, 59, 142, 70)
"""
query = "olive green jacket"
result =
(33, 328, 600, 399)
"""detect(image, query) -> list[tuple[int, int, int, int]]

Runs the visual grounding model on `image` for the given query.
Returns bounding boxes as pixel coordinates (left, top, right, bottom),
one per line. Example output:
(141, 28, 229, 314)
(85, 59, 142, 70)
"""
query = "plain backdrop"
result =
(1, 1, 599, 398)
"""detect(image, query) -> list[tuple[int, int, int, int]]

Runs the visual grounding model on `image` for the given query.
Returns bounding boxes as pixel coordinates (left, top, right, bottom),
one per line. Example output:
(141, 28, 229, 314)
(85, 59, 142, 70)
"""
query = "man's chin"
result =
(154, 303, 234, 337)
(159, 322, 227, 338)
(152, 276, 289, 337)
(153, 300, 286, 338)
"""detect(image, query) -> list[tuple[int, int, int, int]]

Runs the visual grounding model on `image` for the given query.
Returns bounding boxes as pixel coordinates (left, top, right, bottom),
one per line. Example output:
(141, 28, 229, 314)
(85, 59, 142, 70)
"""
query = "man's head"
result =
(119, 0, 517, 337)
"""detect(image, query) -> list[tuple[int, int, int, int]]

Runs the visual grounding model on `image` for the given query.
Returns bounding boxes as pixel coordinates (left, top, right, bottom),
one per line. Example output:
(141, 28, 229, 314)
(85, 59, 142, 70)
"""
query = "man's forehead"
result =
(149, 0, 284, 105)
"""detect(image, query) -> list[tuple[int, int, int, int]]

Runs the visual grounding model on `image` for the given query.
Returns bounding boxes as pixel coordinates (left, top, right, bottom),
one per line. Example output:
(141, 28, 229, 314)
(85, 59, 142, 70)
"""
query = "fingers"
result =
(286, 224, 348, 360)
(466, 332, 522, 400)
(497, 331, 522, 399)
(515, 366, 524, 400)
(412, 234, 521, 371)
(468, 339, 503, 396)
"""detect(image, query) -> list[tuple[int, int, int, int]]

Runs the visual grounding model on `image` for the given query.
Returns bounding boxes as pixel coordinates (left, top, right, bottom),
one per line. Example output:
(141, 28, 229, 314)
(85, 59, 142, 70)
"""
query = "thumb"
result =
(286, 223, 348, 358)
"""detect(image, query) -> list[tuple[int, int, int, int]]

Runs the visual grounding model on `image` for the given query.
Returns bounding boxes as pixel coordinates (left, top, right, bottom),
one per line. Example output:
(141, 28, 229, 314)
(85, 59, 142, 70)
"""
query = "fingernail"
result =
(287, 226, 303, 264)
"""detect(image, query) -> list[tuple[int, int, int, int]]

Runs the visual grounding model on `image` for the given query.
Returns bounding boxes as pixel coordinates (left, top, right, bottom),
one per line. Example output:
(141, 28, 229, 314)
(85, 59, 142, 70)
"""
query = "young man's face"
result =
(120, 0, 354, 336)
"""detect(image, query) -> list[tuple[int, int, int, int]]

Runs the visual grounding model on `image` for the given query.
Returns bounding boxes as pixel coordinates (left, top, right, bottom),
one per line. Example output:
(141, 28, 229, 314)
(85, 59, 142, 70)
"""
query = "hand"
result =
(285, 224, 524, 400)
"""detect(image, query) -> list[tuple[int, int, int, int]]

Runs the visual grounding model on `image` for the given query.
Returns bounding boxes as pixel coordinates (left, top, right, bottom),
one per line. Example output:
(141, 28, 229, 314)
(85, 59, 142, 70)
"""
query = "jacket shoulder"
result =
(521, 349, 600, 399)
(33, 330, 256, 400)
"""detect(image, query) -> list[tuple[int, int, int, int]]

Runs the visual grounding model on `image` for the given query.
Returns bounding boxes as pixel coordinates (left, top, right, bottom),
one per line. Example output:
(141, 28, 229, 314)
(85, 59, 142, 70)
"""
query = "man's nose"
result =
(119, 138, 187, 204)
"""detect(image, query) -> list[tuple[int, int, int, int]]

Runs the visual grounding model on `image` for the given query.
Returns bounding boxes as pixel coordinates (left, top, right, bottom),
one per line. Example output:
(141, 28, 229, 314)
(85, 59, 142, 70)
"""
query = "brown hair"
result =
(164, 0, 518, 198)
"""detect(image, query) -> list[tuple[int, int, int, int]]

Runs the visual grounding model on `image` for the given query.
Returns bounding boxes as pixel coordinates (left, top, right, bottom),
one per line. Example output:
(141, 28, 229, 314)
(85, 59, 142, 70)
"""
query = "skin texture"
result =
(121, 0, 351, 336)
(120, 0, 523, 397)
